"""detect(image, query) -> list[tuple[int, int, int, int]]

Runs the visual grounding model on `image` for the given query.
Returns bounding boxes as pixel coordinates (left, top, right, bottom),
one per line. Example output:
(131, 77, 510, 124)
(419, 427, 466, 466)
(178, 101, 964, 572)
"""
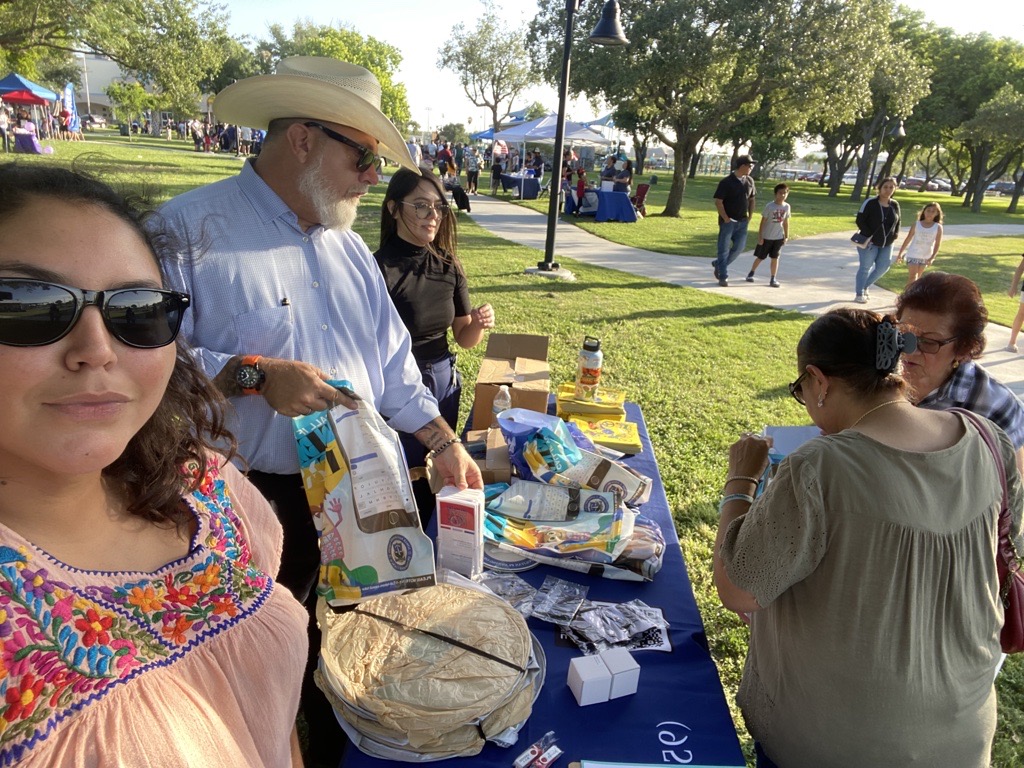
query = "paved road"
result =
(462, 193, 1024, 396)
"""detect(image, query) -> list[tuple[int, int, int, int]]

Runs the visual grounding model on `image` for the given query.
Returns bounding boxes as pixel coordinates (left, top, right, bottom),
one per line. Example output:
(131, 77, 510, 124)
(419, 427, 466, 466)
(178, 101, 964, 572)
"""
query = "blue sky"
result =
(221, 0, 1020, 132)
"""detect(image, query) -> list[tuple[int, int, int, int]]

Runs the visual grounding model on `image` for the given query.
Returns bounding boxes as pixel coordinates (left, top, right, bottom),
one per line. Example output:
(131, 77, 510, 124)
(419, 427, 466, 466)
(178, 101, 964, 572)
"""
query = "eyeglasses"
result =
(398, 201, 451, 219)
(913, 335, 958, 355)
(303, 121, 380, 172)
(789, 371, 808, 405)
(0, 279, 189, 348)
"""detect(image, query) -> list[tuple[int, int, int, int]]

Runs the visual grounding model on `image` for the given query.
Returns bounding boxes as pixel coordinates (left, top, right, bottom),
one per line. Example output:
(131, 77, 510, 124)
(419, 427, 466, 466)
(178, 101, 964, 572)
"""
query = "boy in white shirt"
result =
(746, 183, 791, 287)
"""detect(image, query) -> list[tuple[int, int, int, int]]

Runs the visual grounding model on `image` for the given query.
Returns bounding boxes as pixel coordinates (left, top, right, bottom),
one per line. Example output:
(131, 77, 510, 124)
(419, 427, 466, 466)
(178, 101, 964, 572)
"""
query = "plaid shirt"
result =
(918, 360, 1024, 449)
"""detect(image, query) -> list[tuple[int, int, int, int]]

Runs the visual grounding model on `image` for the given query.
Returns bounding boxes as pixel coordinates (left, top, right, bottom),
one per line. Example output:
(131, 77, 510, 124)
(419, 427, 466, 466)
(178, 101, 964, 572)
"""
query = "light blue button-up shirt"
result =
(160, 161, 440, 474)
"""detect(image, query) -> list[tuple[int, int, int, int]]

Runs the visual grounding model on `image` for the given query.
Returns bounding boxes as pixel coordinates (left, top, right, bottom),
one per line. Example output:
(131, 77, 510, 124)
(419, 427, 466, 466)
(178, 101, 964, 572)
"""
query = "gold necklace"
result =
(849, 399, 905, 430)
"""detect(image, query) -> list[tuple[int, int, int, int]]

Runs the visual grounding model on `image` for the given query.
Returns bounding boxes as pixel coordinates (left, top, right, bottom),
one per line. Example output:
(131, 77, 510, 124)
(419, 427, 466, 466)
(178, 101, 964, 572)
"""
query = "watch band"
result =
(239, 355, 263, 395)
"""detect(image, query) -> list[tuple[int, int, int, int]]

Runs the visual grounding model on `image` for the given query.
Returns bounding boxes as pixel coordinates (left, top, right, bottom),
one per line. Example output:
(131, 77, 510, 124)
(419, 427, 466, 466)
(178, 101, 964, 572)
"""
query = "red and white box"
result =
(436, 486, 484, 578)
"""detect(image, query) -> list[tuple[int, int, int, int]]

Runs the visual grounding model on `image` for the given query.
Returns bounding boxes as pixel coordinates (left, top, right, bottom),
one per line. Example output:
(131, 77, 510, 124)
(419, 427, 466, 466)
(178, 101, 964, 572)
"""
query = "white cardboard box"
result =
(567, 655, 612, 706)
(600, 647, 640, 699)
(567, 649, 641, 706)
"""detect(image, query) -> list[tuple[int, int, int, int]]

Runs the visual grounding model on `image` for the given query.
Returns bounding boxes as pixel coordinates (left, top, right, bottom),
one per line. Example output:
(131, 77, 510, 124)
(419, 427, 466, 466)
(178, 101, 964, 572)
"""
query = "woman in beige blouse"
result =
(713, 307, 1022, 768)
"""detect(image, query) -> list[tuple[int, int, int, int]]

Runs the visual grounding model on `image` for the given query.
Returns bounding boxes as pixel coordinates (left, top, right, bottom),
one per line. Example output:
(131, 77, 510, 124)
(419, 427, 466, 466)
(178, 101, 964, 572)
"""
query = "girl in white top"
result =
(896, 201, 943, 284)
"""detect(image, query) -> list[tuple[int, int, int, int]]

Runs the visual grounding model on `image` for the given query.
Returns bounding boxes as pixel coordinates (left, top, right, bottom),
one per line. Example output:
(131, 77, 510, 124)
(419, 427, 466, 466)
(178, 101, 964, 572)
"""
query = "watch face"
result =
(236, 364, 262, 390)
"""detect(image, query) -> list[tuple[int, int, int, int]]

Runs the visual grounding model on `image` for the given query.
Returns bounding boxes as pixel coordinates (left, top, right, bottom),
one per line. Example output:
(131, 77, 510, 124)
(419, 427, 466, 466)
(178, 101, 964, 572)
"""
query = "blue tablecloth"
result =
(340, 402, 744, 767)
(594, 189, 637, 222)
(500, 174, 541, 200)
(564, 189, 637, 223)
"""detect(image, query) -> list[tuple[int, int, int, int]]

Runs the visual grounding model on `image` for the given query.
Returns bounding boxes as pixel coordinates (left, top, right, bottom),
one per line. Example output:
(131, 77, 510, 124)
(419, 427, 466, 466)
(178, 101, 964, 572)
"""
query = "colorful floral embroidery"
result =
(0, 463, 274, 764)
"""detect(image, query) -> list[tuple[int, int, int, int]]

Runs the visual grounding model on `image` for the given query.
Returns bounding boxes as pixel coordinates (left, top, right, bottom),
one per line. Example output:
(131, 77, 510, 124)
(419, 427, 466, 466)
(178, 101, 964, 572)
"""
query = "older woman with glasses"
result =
(0, 164, 307, 764)
(714, 307, 1022, 768)
(896, 271, 1024, 472)
(375, 168, 495, 518)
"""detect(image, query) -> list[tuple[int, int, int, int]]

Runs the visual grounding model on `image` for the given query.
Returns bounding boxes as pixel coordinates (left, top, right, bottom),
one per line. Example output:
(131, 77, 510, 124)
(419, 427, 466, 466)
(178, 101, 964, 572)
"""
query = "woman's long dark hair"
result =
(0, 162, 236, 529)
(379, 167, 461, 269)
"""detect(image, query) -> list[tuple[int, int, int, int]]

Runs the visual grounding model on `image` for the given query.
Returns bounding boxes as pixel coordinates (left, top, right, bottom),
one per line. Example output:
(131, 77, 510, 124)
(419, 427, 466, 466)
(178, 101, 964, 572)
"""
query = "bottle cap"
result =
(583, 336, 601, 352)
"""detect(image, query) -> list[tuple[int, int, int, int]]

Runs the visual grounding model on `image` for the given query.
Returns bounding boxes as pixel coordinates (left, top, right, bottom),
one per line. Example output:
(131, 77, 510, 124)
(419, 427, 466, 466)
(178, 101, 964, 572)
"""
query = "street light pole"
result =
(535, 0, 628, 273)
(868, 116, 906, 190)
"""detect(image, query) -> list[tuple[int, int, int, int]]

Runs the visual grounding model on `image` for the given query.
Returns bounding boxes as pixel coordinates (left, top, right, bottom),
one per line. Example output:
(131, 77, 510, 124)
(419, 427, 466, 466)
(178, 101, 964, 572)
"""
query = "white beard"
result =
(298, 151, 359, 231)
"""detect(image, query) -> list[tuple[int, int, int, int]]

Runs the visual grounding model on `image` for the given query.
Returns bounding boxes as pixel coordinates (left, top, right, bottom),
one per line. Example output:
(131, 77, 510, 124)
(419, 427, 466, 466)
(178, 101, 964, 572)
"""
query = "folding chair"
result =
(630, 183, 650, 218)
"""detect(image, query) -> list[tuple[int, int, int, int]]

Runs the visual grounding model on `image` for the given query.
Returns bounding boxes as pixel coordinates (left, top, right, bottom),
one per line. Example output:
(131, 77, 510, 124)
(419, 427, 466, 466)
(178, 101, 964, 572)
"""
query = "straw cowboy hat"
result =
(213, 56, 416, 171)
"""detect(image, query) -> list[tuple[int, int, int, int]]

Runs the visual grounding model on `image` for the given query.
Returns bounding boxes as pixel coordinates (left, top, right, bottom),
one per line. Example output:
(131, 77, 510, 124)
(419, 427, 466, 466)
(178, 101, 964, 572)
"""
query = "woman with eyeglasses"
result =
(375, 168, 495, 518)
(713, 307, 1022, 768)
(896, 271, 1024, 473)
(0, 164, 307, 765)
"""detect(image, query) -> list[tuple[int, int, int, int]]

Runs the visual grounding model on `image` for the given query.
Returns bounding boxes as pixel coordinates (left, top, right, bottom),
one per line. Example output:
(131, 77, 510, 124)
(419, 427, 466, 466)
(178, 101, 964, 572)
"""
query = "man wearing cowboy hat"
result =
(160, 57, 482, 765)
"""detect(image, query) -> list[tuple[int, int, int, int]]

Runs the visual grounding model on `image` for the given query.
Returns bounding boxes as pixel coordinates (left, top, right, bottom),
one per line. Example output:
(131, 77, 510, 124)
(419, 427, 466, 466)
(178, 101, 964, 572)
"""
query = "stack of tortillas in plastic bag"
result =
(315, 576, 545, 761)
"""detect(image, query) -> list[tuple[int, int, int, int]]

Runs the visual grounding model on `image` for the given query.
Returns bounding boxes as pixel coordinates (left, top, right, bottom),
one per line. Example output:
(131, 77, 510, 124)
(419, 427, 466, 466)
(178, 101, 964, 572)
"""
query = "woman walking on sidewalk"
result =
(853, 177, 901, 303)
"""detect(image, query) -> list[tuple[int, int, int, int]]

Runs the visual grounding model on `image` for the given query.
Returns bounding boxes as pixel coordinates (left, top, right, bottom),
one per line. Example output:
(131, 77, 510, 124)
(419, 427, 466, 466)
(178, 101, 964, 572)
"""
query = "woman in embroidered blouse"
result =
(375, 168, 495, 517)
(714, 308, 1022, 768)
(0, 164, 307, 766)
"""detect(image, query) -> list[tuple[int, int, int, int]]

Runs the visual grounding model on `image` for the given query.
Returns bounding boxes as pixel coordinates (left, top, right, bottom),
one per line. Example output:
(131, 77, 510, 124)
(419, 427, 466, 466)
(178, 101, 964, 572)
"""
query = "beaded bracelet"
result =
(426, 437, 462, 461)
(718, 493, 754, 515)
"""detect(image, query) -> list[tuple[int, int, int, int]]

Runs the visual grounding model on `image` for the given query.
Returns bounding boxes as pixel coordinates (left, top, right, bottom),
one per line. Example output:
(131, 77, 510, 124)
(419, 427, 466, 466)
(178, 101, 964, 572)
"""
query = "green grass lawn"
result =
(9, 136, 1024, 767)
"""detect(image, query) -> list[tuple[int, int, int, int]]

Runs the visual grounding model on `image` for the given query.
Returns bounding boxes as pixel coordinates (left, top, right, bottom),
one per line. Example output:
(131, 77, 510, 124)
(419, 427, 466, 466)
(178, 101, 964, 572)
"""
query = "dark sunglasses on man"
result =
(303, 121, 380, 173)
(0, 279, 189, 349)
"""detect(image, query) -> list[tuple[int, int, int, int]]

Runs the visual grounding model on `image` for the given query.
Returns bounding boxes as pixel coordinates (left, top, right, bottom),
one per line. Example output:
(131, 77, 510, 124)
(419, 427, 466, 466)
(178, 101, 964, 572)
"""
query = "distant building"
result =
(74, 53, 212, 120)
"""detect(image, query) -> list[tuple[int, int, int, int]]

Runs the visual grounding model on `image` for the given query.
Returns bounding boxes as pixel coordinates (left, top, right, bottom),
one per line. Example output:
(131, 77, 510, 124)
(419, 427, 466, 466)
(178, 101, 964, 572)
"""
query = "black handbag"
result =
(851, 231, 871, 247)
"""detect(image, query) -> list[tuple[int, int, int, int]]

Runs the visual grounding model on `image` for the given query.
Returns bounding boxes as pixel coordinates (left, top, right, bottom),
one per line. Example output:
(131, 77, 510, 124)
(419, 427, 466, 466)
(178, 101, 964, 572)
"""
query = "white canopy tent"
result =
(492, 113, 606, 145)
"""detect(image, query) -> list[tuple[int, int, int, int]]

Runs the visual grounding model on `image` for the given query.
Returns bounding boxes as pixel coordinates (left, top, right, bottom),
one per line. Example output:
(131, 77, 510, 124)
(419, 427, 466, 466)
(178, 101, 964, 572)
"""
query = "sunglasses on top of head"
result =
(303, 121, 380, 172)
(0, 278, 189, 349)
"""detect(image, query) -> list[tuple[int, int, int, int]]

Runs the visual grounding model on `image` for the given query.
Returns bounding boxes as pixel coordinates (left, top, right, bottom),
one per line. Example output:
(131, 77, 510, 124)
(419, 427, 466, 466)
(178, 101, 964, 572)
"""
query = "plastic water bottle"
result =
(491, 384, 512, 427)
(574, 336, 603, 400)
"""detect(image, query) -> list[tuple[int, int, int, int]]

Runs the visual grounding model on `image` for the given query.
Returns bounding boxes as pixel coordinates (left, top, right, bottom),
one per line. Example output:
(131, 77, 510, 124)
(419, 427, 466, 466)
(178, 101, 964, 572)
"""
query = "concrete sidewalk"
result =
(463, 193, 1024, 396)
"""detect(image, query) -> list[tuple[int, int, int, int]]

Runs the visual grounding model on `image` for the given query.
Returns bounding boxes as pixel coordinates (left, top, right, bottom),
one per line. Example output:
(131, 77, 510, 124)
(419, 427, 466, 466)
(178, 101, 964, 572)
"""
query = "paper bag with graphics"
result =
(293, 388, 435, 607)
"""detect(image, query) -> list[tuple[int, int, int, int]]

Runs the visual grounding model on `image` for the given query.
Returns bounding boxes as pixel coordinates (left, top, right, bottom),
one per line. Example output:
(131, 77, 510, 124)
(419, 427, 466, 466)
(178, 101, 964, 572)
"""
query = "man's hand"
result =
(431, 441, 483, 490)
(260, 358, 359, 417)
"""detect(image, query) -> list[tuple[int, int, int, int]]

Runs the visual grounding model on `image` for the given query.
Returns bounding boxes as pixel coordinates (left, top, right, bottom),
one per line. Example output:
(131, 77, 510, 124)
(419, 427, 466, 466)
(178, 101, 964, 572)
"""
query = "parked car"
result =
(901, 177, 940, 191)
(81, 114, 107, 130)
(988, 180, 1016, 196)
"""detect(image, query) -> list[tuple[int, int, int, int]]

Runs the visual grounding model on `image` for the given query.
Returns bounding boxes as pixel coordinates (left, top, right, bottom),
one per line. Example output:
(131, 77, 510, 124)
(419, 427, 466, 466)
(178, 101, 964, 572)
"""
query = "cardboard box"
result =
(472, 334, 550, 430)
(485, 427, 511, 472)
(426, 431, 511, 494)
(567, 655, 612, 706)
(600, 647, 640, 699)
(567, 649, 641, 706)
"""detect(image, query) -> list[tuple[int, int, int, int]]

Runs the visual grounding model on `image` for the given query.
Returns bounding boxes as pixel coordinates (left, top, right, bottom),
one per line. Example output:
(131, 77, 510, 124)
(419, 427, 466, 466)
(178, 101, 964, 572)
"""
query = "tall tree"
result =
(438, 1, 537, 132)
(0, 0, 229, 117)
(105, 81, 153, 140)
(529, 0, 888, 217)
(253, 22, 410, 128)
(957, 84, 1024, 212)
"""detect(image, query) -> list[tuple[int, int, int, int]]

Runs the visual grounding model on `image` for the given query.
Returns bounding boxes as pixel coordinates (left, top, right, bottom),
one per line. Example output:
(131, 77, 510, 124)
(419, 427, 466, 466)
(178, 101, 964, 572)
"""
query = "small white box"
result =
(436, 486, 484, 578)
(600, 647, 640, 699)
(600, 180, 615, 192)
(567, 655, 612, 706)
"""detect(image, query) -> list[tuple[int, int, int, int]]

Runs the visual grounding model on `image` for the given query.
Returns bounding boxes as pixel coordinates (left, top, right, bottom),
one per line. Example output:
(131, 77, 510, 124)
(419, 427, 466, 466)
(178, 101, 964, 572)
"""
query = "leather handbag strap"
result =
(955, 408, 1008, 504)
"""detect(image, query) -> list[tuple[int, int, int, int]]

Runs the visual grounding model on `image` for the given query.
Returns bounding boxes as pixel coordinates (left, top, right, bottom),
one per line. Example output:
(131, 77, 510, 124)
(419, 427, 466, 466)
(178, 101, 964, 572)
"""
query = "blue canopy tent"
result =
(470, 127, 495, 141)
(0, 73, 58, 102)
